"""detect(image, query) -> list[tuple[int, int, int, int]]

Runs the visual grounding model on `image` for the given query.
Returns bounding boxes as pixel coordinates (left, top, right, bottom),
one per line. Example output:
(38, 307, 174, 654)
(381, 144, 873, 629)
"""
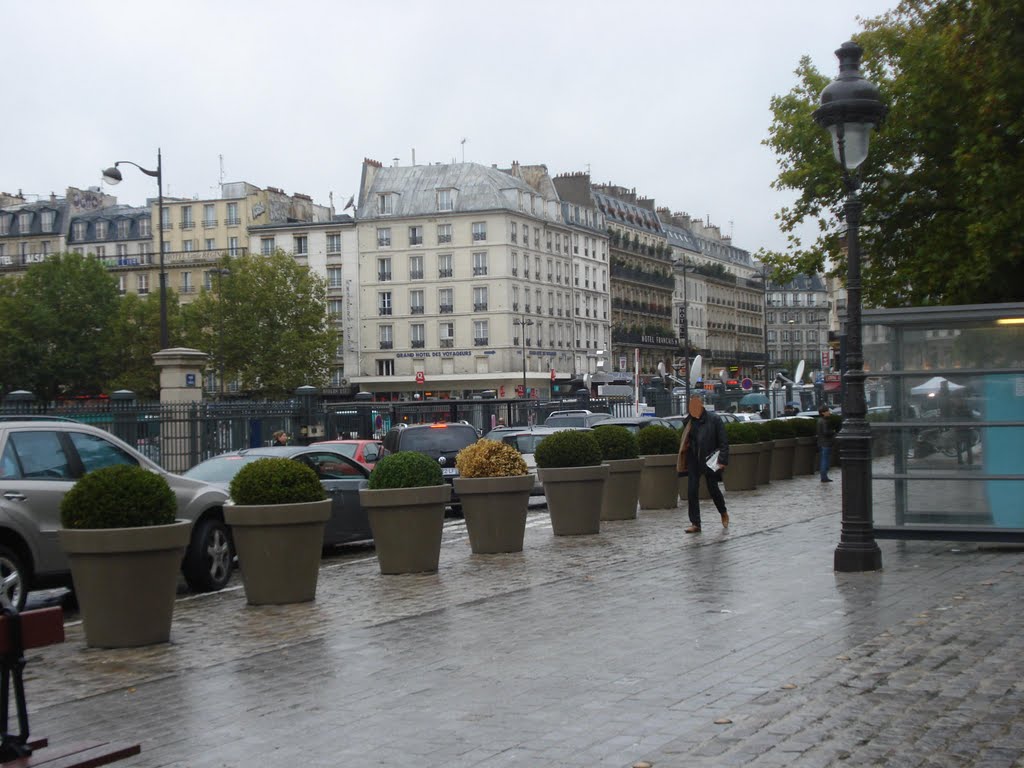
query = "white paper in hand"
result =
(705, 450, 721, 472)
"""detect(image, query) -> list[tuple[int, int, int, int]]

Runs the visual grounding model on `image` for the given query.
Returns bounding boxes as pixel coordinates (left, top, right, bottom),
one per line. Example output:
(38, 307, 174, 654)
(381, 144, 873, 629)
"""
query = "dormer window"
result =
(72, 221, 87, 241)
(18, 213, 31, 232)
(377, 193, 394, 215)
(41, 211, 55, 232)
(95, 221, 108, 239)
(436, 188, 453, 212)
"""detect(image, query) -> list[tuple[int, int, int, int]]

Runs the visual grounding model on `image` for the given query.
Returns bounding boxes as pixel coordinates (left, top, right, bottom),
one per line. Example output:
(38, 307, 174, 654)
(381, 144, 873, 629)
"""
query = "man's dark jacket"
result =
(676, 410, 729, 474)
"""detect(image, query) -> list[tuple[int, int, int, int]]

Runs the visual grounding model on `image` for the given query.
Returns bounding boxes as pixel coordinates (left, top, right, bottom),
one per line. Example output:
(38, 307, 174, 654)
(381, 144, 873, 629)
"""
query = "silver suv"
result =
(0, 419, 233, 609)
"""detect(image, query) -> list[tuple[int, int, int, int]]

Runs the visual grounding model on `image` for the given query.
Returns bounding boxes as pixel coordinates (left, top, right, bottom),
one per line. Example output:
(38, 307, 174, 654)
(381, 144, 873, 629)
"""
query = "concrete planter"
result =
(538, 465, 608, 535)
(454, 475, 533, 554)
(756, 442, 774, 486)
(360, 485, 450, 573)
(600, 458, 645, 521)
(722, 443, 759, 492)
(639, 454, 680, 509)
(225, 499, 331, 605)
(770, 438, 797, 481)
(794, 436, 817, 475)
(58, 520, 190, 648)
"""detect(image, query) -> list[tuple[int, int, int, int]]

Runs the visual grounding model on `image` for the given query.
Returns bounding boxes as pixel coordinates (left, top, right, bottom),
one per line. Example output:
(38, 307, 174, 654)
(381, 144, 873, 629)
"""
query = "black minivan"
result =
(380, 422, 480, 508)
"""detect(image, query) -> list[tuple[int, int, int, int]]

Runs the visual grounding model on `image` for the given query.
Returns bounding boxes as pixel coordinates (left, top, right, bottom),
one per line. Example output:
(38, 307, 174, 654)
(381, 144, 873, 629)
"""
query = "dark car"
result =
(380, 422, 480, 506)
(0, 419, 232, 609)
(183, 446, 373, 546)
(309, 438, 383, 469)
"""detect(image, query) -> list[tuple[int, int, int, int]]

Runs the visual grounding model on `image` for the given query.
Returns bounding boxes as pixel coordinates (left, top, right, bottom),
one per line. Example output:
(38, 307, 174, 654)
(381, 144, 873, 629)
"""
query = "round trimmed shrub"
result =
(750, 421, 773, 443)
(592, 424, 640, 460)
(725, 422, 760, 445)
(61, 464, 176, 529)
(534, 430, 602, 469)
(368, 451, 444, 489)
(767, 419, 797, 439)
(637, 424, 680, 455)
(455, 439, 528, 478)
(229, 457, 326, 505)
(792, 417, 817, 437)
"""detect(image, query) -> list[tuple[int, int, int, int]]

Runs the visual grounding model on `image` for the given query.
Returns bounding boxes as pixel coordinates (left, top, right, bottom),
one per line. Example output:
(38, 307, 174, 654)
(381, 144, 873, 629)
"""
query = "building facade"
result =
(764, 273, 830, 377)
(353, 159, 593, 399)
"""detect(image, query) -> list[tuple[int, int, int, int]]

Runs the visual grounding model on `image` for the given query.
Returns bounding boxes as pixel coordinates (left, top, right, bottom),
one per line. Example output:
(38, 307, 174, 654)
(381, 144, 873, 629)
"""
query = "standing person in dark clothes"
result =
(676, 395, 729, 533)
(817, 405, 835, 482)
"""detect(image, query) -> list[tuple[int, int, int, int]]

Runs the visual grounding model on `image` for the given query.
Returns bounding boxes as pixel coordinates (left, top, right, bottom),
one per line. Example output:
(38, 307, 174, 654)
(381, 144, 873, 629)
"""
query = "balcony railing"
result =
(473, 266, 487, 276)
(474, 303, 488, 311)
(439, 304, 453, 313)
(440, 338, 454, 348)
(378, 272, 391, 281)
(439, 268, 453, 278)
(473, 337, 489, 346)
(411, 339, 425, 349)
(409, 270, 424, 280)
(411, 306, 424, 315)
(379, 341, 393, 350)
(378, 307, 392, 316)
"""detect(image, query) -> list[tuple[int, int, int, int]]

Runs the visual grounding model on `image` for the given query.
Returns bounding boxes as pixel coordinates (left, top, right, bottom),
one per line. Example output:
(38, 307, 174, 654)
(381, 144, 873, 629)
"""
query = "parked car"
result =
(500, 426, 592, 495)
(380, 422, 481, 508)
(590, 416, 677, 434)
(544, 410, 611, 428)
(0, 419, 233, 609)
(482, 425, 531, 444)
(183, 447, 373, 547)
(309, 438, 383, 469)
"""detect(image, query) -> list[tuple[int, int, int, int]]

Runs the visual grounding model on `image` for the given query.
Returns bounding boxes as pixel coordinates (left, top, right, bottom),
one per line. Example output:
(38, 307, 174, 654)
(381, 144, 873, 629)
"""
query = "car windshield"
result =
(506, 434, 550, 453)
(545, 416, 586, 427)
(330, 443, 358, 458)
(182, 454, 263, 483)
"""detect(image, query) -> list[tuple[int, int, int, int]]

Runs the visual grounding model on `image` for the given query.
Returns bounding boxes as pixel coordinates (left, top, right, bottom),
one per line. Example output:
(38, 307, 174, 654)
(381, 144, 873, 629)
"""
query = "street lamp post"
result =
(513, 317, 534, 398)
(102, 150, 167, 349)
(674, 253, 690, 400)
(813, 40, 887, 572)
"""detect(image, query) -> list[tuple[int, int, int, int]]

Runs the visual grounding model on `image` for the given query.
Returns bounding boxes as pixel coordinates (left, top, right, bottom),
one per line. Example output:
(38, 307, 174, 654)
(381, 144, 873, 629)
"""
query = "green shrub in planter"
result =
(792, 417, 817, 437)
(767, 419, 797, 439)
(368, 451, 444, 489)
(61, 464, 176, 529)
(637, 424, 680, 455)
(229, 457, 325, 505)
(534, 430, 602, 469)
(724, 422, 760, 445)
(591, 424, 640, 460)
(750, 421, 773, 443)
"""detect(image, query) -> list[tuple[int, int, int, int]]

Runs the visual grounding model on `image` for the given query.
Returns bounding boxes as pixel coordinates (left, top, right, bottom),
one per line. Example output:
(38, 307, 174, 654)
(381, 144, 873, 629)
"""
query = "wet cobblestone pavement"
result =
(19, 471, 1024, 767)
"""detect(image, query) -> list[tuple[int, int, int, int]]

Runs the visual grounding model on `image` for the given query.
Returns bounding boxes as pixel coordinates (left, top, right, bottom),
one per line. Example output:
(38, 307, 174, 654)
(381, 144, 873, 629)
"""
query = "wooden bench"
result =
(0, 607, 140, 768)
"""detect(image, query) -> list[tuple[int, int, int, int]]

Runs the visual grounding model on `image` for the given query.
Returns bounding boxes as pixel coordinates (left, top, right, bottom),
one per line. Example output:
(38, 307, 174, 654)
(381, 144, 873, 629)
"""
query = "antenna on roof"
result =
(460, 137, 467, 163)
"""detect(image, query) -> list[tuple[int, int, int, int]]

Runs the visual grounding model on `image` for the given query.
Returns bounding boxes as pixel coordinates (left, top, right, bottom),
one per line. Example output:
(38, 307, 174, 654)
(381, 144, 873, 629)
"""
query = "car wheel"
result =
(182, 517, 234, 592)
(0, 545, 28, 611)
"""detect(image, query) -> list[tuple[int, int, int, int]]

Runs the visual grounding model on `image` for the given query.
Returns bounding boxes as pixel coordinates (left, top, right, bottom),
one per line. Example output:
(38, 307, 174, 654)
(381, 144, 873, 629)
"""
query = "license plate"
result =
(441, 467, 458, 476)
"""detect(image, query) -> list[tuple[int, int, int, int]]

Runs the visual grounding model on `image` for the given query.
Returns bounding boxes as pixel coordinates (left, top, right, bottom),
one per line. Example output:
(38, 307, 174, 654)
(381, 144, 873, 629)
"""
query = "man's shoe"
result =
(685, 525, 702, 534)
(721, 512, 729, 528)
(821, 478, 834, 483)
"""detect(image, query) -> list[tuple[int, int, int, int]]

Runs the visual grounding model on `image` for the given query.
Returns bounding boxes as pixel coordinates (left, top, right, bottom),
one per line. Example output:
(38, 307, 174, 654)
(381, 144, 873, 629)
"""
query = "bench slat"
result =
(0, 608, 64, 654)
(0, 740, 140, 768)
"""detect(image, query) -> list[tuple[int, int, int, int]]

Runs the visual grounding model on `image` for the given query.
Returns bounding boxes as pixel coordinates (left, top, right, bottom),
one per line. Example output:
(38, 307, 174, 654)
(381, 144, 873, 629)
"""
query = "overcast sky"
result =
(4, 0, 896, 255)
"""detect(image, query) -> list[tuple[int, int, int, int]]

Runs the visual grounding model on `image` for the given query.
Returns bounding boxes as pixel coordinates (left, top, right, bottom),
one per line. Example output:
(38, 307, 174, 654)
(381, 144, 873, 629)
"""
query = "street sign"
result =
(415, 371, 425, 384)
(740, 377, 753, 391)
(550, 368, 556, 381)
(185, 373, 196, 387)
(619, 356, 627, 370)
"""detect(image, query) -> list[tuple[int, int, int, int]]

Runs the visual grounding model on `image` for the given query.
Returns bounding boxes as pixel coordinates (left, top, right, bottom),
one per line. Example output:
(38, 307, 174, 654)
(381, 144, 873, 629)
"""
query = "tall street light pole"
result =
(674, 253, 690, 400)
(513, 316, 534, 398)
(102, 150, 167, 349)
(813, 40, 887, 573)
(211, 267, 231, 399)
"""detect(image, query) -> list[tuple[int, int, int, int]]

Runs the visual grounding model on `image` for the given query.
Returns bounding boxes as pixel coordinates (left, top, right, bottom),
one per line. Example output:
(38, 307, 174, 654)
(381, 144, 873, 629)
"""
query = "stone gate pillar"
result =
(152, 348, 208, 472)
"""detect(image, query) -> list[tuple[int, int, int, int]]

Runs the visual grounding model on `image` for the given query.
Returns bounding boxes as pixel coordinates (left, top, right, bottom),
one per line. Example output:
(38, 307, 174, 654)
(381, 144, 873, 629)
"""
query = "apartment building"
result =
(353, 159, 585, 399)
(587, 184, 675, 375)
(0, 187, 116, 270)
(67, 204, 155, 295)
(662, 220, 708, 381)
(764, 273, 830, 374)
(248, 215, 358, 391)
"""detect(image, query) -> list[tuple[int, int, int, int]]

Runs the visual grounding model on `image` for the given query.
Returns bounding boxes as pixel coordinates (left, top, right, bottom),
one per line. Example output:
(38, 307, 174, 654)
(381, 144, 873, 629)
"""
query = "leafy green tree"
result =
(106, 290, 185, 399)
(762, 0, 1024, 306)
(182, 251, 339, 398)
(0, 253, 121, 401)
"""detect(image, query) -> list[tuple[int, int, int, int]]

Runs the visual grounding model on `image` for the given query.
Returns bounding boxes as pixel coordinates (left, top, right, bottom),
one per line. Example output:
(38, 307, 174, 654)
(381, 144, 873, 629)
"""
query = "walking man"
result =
(817, 405, 835, 482)
(677, 395, 729, 533)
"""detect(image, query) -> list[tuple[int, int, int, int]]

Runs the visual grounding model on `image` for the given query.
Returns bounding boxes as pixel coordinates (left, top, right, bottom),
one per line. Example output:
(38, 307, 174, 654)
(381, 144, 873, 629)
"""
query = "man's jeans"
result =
(819, 446, 832, 480)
